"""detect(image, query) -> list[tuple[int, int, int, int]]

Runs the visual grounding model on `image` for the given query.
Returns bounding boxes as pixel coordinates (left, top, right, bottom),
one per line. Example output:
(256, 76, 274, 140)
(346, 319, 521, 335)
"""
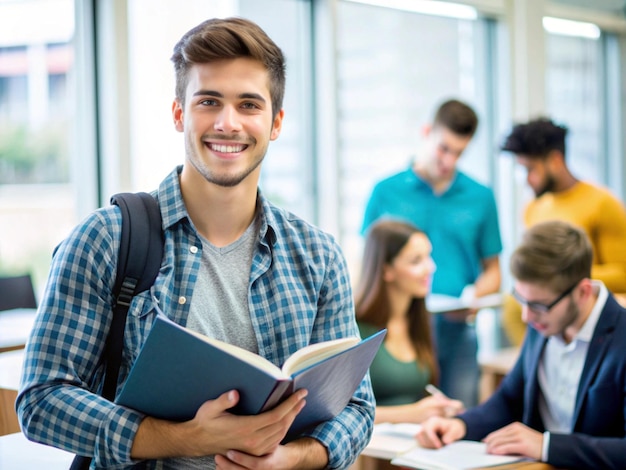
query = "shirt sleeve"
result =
(16, 208, 145, 467)
(479, 190, 503, 259)
(301, 242, 375, 469)
(590, 194, 626, 292)
(542, 432, 550, 462)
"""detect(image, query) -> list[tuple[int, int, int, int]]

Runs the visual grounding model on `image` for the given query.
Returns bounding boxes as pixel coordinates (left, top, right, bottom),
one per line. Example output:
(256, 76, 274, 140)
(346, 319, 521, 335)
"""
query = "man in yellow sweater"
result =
(500, 117, 626, 345)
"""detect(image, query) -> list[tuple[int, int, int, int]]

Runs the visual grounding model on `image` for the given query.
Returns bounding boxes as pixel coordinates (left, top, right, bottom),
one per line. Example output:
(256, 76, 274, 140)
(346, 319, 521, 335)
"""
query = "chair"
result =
(0, 274, 37, 311)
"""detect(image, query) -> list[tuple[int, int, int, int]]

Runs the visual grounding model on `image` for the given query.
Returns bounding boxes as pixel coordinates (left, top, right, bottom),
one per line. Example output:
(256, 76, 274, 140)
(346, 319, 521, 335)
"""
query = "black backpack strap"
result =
(102, 192, 163, 400)
(71, 192, 162, 470)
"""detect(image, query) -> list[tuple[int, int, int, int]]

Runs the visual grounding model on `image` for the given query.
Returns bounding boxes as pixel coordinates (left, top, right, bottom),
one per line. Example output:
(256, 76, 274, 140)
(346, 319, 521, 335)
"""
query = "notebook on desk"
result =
(390, 440, 529, 469)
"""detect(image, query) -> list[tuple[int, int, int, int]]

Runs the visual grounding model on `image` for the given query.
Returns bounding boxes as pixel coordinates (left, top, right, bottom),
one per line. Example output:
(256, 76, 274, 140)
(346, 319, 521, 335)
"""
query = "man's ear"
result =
(270, 108, 285, 141)
(546, 149, 565, 168)
(421, 124, 432, 137)
(172, 99, 184, 132)
(576, 278, 594, 303)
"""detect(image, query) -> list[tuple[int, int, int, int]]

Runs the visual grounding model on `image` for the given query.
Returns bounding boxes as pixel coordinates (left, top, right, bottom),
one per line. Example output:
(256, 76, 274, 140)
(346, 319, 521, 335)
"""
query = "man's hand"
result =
(131, 389, 308, 460)
(482, 422, 543, 460)
(415, 416, 466, 449)
(214, 437, 328, 470)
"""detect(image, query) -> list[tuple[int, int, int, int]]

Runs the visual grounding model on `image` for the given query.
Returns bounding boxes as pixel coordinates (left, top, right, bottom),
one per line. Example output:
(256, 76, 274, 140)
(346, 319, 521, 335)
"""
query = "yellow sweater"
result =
(503, 181, 626, 345)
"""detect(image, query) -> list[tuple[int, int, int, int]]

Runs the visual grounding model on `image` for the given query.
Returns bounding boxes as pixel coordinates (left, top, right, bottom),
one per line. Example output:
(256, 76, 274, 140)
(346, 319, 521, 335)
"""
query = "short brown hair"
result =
(170, 17, 286, 118)
(510, 220, 592, 291)
(433, 99, 478, 137)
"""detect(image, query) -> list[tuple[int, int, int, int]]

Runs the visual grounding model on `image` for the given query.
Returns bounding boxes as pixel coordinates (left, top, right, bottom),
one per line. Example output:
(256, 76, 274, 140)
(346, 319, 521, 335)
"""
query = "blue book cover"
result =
(116, 314, 385, 437)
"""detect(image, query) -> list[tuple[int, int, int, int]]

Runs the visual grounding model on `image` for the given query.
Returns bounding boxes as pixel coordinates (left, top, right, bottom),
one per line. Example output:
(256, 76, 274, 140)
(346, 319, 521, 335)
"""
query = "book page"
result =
(391, 440, 528, 469)
(185, 328, 285, 378)
(281, 336, 359, 376)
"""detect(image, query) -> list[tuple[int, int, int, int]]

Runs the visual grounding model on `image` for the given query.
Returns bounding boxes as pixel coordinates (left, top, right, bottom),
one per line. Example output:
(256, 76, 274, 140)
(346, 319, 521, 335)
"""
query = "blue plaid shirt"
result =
(17, 166, 374, 469)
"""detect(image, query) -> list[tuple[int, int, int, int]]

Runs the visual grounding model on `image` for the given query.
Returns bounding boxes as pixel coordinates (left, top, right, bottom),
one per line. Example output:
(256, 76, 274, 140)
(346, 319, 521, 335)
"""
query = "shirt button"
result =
(190, 246, 198, 254)
(178, 296, 187, 305)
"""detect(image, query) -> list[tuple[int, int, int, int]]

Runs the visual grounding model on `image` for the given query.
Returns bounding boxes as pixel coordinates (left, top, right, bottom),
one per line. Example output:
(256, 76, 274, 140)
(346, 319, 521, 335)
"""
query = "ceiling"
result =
(552, 0, 626, 15)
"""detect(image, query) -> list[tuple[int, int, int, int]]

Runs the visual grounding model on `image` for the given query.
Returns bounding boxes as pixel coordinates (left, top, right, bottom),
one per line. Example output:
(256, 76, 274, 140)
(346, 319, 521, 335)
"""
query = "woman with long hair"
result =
(356, 219, 463, 424)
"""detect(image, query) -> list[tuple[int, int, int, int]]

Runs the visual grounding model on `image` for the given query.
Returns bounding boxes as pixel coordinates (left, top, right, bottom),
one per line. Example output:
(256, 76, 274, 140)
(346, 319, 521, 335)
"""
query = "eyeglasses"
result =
(511, 280, 581, 315)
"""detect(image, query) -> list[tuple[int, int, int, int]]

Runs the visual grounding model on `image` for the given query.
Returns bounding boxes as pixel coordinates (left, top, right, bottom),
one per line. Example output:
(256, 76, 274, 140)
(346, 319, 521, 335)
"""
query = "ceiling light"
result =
(542, 16, 601, 39)
(344, 0, 478, 20)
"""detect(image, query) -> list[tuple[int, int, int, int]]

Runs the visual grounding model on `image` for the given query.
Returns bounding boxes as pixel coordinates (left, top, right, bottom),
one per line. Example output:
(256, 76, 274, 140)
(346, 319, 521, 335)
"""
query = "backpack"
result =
(70, 192, 163, 470)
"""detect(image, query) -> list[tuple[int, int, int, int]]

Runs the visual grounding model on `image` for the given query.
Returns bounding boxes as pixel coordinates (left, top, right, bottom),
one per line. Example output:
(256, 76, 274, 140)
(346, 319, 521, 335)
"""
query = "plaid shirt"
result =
(17, 166, 374, 469)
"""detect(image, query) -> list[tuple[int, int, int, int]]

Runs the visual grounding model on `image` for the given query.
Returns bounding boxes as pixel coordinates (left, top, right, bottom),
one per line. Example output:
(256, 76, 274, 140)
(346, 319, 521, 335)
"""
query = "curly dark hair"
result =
(501, 117, 568, 158)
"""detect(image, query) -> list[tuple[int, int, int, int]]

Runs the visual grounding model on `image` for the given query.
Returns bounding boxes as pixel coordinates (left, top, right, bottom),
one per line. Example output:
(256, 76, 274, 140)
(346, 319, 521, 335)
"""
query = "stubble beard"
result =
(185, 135, 267, 188)
(534, 174, 558, 197)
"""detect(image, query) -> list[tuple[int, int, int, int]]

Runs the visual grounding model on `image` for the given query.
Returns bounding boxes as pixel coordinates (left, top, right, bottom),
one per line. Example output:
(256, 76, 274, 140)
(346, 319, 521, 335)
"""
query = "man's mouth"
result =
(207, 143, 248, 153)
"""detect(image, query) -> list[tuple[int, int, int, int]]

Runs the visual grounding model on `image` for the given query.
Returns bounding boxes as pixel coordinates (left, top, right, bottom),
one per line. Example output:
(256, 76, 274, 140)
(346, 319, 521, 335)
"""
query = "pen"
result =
(425, 383, 445, 397)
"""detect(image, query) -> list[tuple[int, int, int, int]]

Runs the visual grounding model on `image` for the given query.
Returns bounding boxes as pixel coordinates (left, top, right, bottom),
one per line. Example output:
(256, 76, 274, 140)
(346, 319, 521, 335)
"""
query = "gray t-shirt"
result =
(163, 217, 258, 469)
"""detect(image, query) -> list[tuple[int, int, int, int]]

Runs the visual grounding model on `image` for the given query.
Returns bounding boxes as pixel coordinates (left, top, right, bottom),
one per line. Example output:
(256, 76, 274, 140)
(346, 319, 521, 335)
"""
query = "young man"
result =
(416, 220, 626, 470)
(17, 18, 374, 470)
(500, 117, 626, 346)
(361, 99, 502, 407)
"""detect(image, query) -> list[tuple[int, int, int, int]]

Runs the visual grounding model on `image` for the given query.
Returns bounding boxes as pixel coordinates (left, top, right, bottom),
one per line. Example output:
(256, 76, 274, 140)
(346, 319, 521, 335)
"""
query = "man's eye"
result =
(241, 102, 259, 110)
(200, 99, 217, 106)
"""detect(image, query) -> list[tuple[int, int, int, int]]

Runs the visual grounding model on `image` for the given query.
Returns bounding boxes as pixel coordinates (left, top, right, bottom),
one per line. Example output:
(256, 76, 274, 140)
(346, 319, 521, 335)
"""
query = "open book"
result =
(426, 293, 503, 313)
(116, 314, 385, 438)
(390, 440, 529, 469)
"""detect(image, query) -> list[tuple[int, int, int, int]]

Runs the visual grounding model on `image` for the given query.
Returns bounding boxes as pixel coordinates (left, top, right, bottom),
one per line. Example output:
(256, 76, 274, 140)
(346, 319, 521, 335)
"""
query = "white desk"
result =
(0, 349, 24, 435)
(0, 308, 37, 353)
(0, 432, 74, 468)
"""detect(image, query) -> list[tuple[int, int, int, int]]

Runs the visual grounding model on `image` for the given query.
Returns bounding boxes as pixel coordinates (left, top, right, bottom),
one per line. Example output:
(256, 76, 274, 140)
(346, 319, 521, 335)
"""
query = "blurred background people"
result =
(355, 219, 464, 424)
(500, 117, 626, 346)
(361, 99, 502, 407)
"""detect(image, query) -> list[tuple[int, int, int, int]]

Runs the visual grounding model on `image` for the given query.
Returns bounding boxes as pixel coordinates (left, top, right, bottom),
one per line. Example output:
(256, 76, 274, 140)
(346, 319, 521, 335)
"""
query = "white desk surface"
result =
(361, 423, 419, 459)
(0, 432, 74, 468)
(0, 308, 37, 350)
(0, 349, 24, 390)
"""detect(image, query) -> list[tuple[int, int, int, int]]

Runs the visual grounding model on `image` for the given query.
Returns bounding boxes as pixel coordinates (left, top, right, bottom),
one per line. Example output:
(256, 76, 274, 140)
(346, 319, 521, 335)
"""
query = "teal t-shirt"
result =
(358, 322, 430, 406)
(361, 167, 502, 297)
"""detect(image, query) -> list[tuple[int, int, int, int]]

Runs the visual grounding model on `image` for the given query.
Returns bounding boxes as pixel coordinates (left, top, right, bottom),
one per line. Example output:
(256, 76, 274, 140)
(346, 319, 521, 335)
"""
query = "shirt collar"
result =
(157, 165, 277, 247)
(574, 280, 607, 343)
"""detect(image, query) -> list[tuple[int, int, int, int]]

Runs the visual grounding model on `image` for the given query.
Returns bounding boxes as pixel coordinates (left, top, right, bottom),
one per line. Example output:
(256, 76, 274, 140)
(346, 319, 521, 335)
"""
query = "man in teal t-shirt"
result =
(361, 99, 502, 407)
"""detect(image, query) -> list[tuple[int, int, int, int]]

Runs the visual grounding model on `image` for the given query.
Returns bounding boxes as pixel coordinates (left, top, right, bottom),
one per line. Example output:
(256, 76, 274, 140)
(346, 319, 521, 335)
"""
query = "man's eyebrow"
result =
(192, 90, 266, 103)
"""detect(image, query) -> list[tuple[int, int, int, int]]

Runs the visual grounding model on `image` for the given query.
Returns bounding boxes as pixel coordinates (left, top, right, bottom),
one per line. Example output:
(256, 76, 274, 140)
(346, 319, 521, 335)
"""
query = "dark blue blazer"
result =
(460, 293, 626, 469)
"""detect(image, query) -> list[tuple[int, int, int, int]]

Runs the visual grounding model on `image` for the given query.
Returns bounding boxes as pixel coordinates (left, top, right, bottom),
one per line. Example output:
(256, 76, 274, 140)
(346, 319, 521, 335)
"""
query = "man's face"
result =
(421, 126, 472, 184)
(172, 58, 283, 188)
(515, 155, 557, 197)
(514, 280, 580, 338)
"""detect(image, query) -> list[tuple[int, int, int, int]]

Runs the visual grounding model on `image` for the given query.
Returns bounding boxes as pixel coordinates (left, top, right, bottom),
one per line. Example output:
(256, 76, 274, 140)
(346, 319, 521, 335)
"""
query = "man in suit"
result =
(416, 220, 626, 470)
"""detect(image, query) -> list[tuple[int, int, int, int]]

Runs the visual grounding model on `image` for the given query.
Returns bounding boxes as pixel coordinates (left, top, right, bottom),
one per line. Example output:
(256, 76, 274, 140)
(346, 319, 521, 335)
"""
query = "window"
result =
(124, 0, 313, 219)
(546, 31, 604, 184)
(335, 0, 494, 271)
(0, 0, 76, 293)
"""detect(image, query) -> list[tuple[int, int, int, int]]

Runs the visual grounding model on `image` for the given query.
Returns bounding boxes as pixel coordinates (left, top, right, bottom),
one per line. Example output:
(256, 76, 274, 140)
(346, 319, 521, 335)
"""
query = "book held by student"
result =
(116, 313, 385, 438)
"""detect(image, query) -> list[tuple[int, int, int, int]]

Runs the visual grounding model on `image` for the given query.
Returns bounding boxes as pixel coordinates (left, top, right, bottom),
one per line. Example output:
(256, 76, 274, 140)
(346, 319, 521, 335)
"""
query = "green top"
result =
(358, 322, 431, 406)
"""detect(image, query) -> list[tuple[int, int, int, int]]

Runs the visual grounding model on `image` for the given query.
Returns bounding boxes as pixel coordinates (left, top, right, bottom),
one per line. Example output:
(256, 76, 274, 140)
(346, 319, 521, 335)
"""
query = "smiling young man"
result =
(416, 220, 626, 470)
(361, 99, 502, 408)
(17, 18, 374, 470)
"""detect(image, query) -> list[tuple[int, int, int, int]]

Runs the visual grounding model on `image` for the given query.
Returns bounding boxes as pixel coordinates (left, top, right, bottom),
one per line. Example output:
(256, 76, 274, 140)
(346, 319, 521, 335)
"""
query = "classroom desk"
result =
(354, 423, 559, 470)
(478, 346, 520, 403)
(0, 349, 23, 436)
(0, 431, 74, 468)
(0, 308, 37, 353)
